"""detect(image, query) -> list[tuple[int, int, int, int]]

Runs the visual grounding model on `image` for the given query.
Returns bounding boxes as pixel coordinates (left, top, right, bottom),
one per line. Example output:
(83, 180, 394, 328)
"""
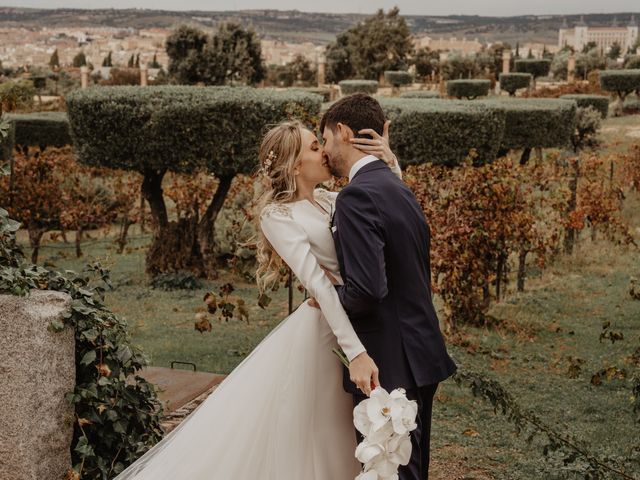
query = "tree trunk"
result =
(28, 227, 45, 264)
(564, 159, 580, 254)
(75, 229, 83, 258)
(139, 193, 146, 233)
(117, 214, 132, 254)
(517, 249, 528, 292)
(145, 217, 204, 277)
(141, 168, 168, 230)
(197, 174, 234, 276)
(519, 147, 532, 165)
(496, 256, 503, 302)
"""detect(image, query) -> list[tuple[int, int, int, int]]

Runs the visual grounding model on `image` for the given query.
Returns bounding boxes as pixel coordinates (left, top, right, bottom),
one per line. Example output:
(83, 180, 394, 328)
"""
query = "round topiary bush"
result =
(399, 90, 441, 99)
(384, 71, 413, 87)
(67, 86, 322, 276)
(560, 94, 609, 118)
(380, 98, 506, 166)
(514, 59, 552, 79)
(338, 80, 379, 95)
(6, 112, 71, 150)
(481, 98, 577, 152)
(600, 70, 640, 115)
(499, 73, 532, 96)
(446, 79, 491, 100)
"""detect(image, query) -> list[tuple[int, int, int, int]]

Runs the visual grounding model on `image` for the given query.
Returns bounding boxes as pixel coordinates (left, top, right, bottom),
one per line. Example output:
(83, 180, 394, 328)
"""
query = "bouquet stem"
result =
(332, 348, 350, 368)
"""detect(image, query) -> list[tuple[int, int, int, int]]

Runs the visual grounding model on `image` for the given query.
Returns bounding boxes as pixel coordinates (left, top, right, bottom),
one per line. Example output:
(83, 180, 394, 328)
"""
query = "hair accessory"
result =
(262, 150, 277, 175)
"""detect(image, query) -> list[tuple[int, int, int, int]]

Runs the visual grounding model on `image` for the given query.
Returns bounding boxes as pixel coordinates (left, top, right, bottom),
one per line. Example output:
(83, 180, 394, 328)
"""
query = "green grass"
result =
(16, 113, 640, 478)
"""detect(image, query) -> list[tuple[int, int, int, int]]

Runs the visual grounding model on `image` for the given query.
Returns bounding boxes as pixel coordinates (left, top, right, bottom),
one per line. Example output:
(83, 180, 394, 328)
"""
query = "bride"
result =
(114, 119, 402, 479)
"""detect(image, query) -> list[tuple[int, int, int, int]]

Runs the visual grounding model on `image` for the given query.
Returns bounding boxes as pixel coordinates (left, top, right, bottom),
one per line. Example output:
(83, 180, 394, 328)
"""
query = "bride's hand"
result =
(350, 120, 398, 169)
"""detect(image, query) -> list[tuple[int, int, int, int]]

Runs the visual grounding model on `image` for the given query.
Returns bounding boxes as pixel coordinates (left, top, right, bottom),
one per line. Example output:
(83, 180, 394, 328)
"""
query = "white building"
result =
(558, 15, 638, 53)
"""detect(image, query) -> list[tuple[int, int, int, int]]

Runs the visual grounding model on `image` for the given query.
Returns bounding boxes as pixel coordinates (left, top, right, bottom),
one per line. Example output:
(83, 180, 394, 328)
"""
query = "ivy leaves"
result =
(0, 200, 163, 479)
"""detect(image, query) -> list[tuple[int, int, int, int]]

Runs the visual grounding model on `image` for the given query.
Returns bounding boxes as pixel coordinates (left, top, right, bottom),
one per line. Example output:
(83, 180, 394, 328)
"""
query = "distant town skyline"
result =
(1, 0, 639, 17)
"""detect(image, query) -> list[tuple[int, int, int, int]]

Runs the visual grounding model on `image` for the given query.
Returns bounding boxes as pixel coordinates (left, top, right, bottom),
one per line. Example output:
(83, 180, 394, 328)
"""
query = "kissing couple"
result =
(115, 93, 457, 480)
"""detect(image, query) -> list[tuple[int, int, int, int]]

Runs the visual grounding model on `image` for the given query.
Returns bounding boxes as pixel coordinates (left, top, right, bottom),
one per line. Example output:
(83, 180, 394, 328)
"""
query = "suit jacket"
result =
(332, 160, 457, 395)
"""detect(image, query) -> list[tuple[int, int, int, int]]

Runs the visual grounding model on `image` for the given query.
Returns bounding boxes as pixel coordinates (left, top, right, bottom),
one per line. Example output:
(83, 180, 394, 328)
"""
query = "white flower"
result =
(355, 440, 384, 464)
(385, 433, 412, 466)
(353, 386, 418, 480)
(389, 389, 418, 435)
(354, 387, 418, 437)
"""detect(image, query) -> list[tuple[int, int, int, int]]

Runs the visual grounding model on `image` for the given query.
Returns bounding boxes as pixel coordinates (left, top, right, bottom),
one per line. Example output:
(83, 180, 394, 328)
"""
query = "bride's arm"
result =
(259, 204, 366, 362)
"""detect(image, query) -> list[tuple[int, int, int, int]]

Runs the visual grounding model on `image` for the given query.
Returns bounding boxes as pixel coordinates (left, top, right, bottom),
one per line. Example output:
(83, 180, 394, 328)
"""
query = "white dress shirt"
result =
(348, 155, 381, 182)
(348, 154, 403, 182)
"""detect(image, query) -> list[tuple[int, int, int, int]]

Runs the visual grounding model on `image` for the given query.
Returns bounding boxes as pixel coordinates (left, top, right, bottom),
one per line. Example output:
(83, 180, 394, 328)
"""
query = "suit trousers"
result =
(353, 383, 439, 480)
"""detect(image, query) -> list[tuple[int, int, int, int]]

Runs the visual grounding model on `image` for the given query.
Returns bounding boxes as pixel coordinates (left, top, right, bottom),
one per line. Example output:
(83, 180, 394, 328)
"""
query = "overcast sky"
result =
(1, 0, 639, 17)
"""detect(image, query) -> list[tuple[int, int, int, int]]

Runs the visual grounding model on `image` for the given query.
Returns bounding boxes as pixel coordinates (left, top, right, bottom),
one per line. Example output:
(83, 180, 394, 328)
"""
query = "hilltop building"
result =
(558, 15, 638, 52)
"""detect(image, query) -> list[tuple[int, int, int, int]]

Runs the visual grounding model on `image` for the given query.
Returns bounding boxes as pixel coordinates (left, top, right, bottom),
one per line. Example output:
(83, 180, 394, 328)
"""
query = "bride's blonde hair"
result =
(255, 120, 305, 293)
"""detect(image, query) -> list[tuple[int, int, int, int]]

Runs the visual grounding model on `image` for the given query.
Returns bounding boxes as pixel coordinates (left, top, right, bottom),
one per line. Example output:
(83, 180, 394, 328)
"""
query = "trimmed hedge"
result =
(384, 71, 413, 87)
(380, 98, 506, 166)
(0, 119, 14, 162)
(499, 73, 532, 96)
(66, 86, 323, 177)
(600, 69, 640, 97)
(298, 87, 332, 102)
(514, 59, 551, 78)
(446, 79, 491, 99)
(6, 112, 72, 148)
(339, 80, 379, 95)
(399, 90, 441, 99)
(480, 98, 577, 150)
(560, 94, 609, 118)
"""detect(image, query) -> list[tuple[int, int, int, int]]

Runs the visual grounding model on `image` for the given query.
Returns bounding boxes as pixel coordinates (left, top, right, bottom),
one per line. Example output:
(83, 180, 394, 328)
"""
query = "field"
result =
(15, 114, 640, 479)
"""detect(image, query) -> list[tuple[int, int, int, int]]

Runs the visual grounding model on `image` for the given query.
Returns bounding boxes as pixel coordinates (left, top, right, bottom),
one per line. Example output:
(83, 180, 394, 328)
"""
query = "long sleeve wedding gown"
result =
(114, 188, 367, 480)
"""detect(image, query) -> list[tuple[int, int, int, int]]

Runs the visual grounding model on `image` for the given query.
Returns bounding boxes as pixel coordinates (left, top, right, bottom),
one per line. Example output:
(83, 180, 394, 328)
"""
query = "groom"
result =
(319, 93, 457, 480)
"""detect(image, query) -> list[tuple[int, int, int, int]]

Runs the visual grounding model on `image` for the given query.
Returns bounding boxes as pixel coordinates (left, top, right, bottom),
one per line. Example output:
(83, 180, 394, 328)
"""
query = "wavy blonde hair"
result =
(255, 120, 305, 293)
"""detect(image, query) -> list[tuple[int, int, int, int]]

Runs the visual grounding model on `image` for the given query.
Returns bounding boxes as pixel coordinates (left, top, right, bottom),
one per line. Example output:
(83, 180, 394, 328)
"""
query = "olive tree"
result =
(67, 86, 322, 276)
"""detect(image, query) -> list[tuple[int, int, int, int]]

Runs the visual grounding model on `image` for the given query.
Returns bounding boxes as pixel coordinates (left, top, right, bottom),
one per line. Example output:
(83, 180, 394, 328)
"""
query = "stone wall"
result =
(0, 290, 75, 480)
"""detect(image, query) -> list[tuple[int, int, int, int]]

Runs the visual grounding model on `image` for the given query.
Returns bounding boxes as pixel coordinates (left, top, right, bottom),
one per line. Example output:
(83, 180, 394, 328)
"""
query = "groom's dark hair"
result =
(320, 93, 385, 140)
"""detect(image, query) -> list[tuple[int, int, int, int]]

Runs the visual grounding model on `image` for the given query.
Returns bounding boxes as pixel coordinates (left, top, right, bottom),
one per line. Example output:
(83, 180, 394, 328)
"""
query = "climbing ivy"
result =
(0, 187, 163, 479)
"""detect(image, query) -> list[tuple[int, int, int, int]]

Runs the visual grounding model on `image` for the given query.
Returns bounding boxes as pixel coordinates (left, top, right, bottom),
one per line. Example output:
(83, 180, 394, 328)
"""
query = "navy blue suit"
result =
(332, 159, 457, 480)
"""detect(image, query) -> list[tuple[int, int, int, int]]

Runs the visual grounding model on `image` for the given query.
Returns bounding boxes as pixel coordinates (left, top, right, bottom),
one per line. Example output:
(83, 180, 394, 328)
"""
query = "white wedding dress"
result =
(115, 188, 367, 480)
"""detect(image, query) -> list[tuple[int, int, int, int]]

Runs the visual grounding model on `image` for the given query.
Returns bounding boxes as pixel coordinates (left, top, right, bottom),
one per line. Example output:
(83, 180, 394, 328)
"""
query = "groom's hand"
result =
(349, 352, 380, 397)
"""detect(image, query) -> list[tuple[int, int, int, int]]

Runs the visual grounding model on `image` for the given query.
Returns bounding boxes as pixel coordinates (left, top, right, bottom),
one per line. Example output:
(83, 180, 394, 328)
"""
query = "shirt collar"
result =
(348, 155, 379, 182)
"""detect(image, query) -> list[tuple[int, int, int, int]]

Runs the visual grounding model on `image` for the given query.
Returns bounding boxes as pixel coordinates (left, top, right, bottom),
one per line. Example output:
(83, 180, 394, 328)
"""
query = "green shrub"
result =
(499, 73, 532, 96)
(31, 75, 47, 90)
(0, 80, 35, 111)
(6, 112, 71, 149)
(446, 79, 491, 99)
(560, 94, 609, 118)
(150, 271, 203, 290)
(624, 55, 640, 69)
(297, 87, 332, 102)
(66, 86, 322, 177)
(600, 69, 640, 99)
(481, 98, 577, 150)
(0, 115, 14, 161)
(338, 79, 379, 95)
(399, 90, 441, 99)
(514, 59, 552, 78)
(384, 70, 413, 87)
(380, 98, 506, 166)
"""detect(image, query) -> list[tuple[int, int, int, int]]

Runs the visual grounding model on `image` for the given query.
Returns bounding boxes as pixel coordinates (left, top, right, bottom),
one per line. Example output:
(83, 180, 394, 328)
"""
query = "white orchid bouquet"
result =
(353, 387, 418, 480)
(332, 348, 418, 479)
